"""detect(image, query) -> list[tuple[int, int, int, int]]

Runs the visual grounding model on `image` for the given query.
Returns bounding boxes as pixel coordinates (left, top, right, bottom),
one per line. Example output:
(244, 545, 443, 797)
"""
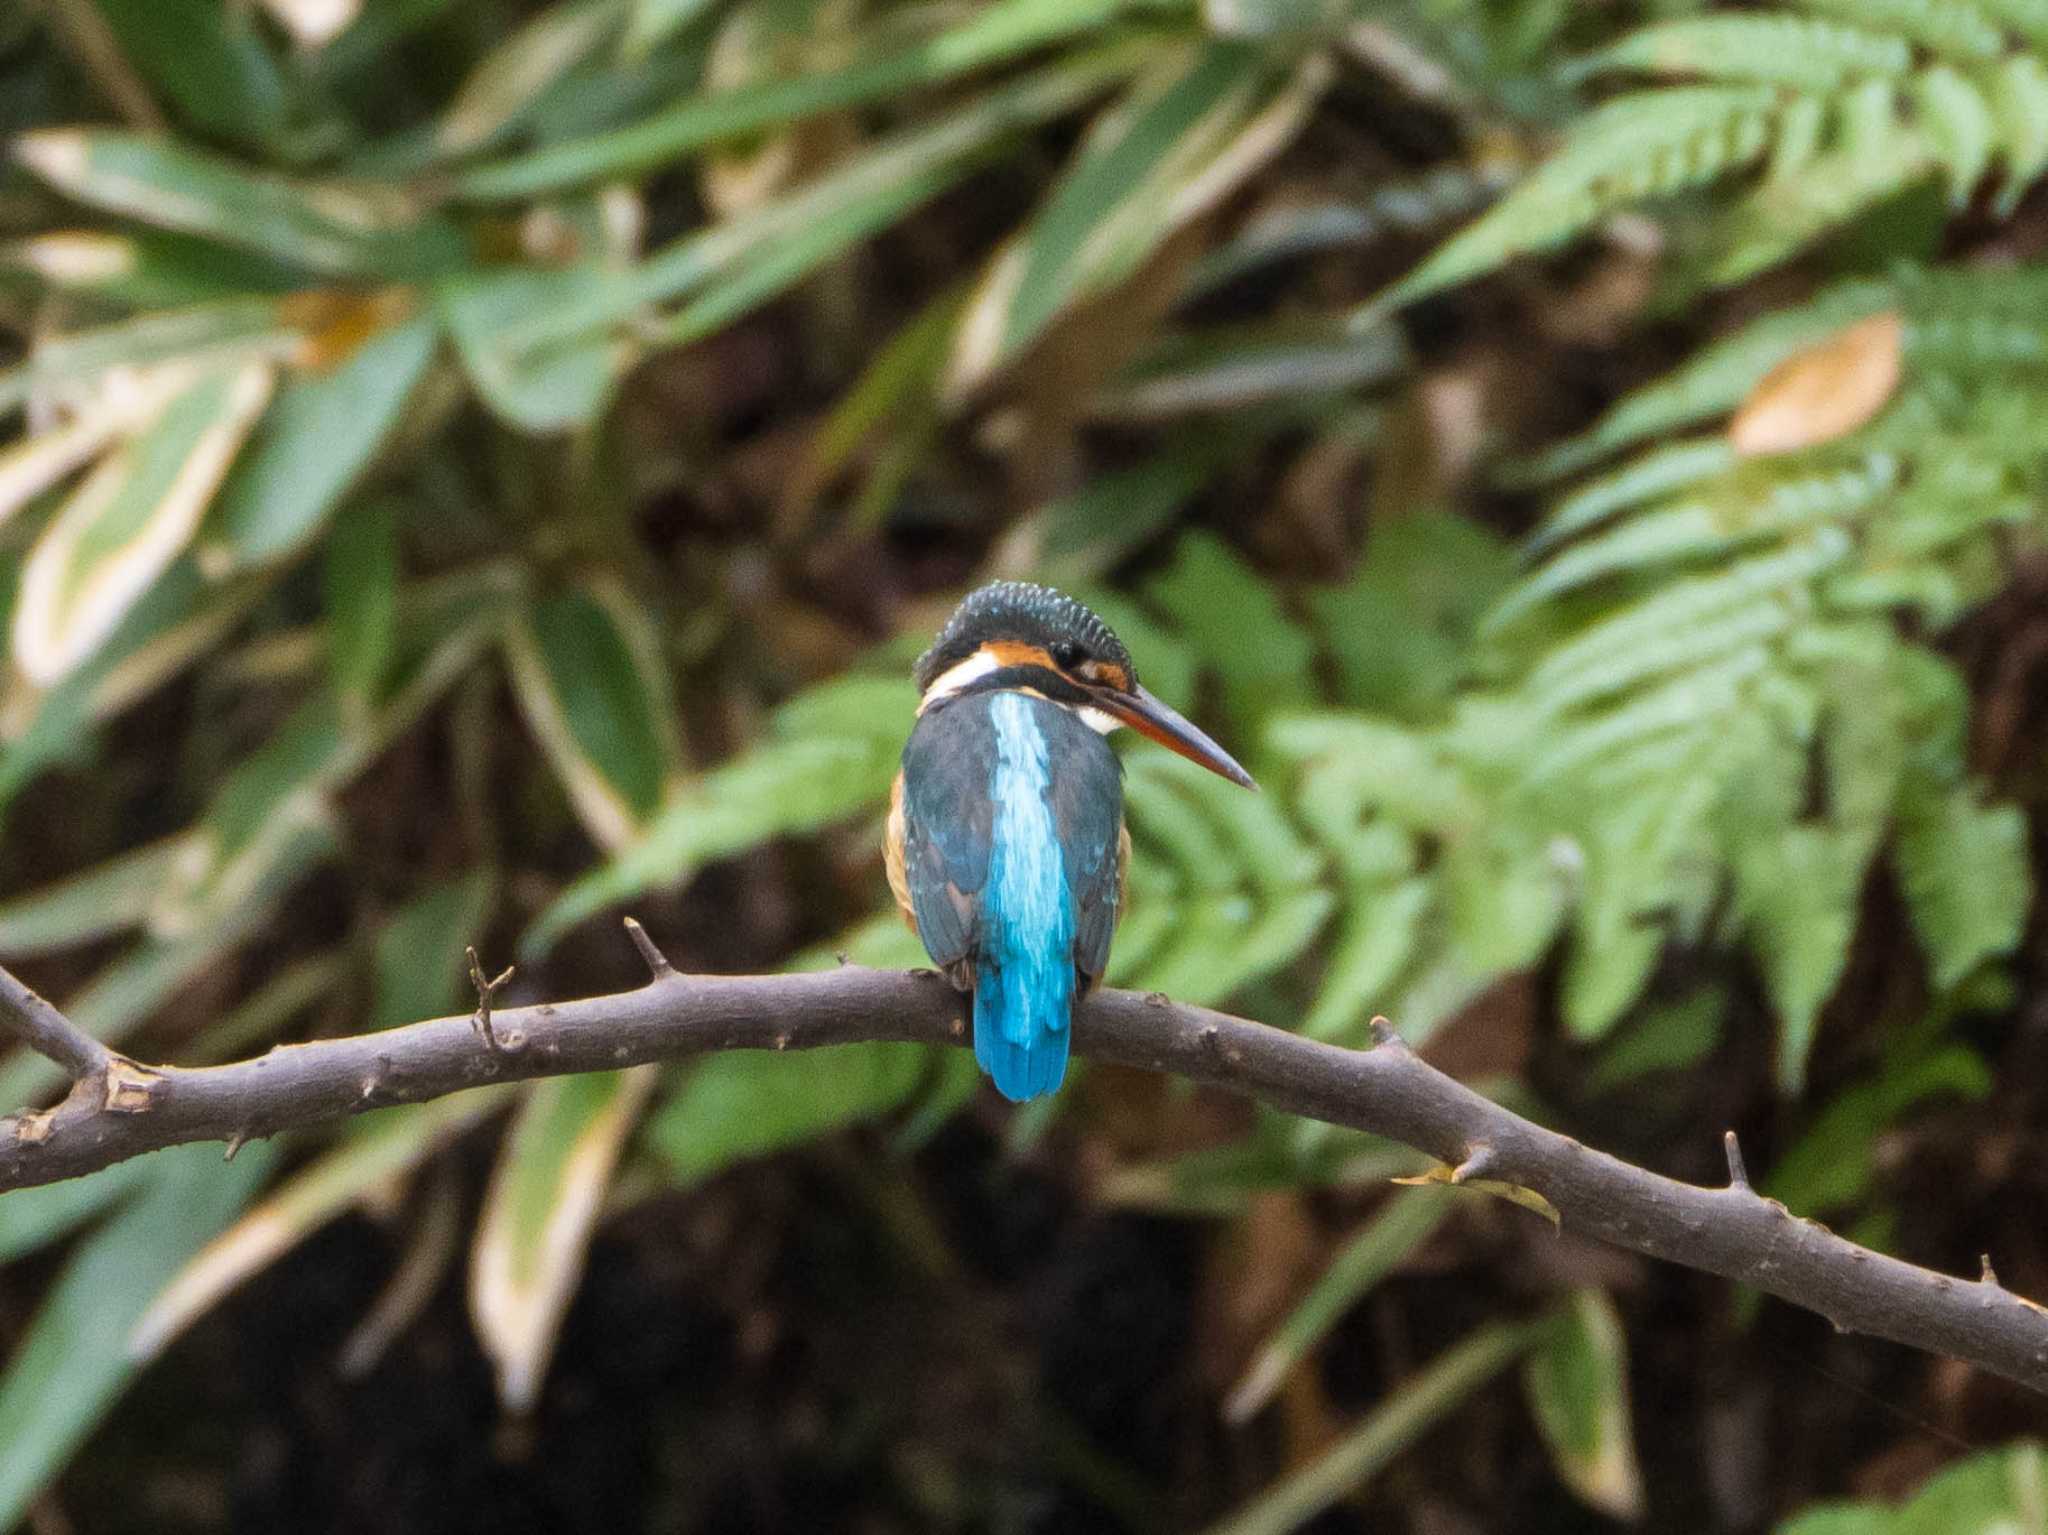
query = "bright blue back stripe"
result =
(973, 692, 1075, 1101)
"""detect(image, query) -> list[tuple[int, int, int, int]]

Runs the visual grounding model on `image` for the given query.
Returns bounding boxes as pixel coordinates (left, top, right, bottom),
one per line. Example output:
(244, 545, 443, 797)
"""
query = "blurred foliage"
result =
(3, 0, 2048, 1529)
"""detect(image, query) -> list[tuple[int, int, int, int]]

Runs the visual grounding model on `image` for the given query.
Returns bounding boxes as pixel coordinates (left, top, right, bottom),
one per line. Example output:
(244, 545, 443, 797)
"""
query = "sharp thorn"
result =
(622, 917, 676, 980)
(1723, 1129, 1750, 1192)
(1983, 1254, 2002, 1288)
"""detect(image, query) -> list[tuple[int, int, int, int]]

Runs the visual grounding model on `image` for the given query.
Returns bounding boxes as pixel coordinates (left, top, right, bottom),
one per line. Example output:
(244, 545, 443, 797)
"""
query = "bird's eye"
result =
(1050, 640, 1083, 670)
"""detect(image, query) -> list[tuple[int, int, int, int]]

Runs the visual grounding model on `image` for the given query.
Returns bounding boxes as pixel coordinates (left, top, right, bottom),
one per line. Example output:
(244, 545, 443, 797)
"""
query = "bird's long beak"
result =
(1101, 684, 1257, 790)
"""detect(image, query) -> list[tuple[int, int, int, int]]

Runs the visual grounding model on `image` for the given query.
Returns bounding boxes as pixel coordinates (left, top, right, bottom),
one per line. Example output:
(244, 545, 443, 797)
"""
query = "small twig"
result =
(622, 917, 676, 980)
(466, 947, 516, 1053)
(1983, 1254, 2002, 1288)
(1723, 1129, 1751, 1192)
(0, 965, 112, 1081)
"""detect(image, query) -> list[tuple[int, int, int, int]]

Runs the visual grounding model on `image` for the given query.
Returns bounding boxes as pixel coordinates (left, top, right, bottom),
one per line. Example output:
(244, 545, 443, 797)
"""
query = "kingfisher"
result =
(887, 581, 1256, 1102)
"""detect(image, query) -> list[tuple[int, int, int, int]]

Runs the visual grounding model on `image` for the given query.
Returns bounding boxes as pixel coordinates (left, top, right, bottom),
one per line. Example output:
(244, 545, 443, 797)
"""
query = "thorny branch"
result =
(3, 927, 2048, 1396)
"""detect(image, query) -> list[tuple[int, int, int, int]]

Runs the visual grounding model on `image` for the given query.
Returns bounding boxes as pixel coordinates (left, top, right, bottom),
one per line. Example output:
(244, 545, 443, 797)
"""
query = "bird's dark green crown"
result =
(913, 582, 1133, 693)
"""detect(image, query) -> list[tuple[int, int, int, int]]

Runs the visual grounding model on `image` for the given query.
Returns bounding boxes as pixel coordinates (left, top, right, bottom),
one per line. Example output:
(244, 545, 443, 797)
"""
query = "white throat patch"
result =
(918, 648, 1125, 735)
(918, 649, 1002, 712)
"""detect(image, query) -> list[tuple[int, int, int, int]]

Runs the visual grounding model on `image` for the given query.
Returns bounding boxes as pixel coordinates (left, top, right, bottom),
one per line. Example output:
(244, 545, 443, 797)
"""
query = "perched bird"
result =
(887, 582, 1256, 1101)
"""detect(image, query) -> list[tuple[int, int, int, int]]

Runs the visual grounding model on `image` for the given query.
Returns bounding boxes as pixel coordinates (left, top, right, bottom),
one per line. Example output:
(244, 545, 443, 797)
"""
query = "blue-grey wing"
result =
(898, 702, 996, 971)
(1044, 711, 1125, 986)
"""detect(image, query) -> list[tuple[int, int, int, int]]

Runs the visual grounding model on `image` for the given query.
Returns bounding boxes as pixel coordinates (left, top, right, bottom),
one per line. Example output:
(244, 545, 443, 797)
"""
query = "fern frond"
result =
(1521, 279, 1897, 479)
(1793, 0, 2006, 61)
(1520, 533, 1850, 713)
(1989, 52, 2048, 208)
(1576, 16, 1911, 90)
(1301, 879, 1429, 1040)
(1524, 437, 1737, 554)
(1505, 454, 1901, 627)
(1916, 64, 2000, 200)
(1981, 0, 2048, 50)
(1364, 86, 1783, 317)
(1378, 2, 2048, 311)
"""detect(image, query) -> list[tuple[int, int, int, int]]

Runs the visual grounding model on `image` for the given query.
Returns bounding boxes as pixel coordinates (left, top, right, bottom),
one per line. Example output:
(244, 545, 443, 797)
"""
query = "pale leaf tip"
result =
(13, 129, 92, 190)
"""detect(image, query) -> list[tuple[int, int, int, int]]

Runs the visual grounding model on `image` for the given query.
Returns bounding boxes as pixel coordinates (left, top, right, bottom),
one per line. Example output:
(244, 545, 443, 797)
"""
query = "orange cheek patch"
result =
(985, 641, 1057, 671)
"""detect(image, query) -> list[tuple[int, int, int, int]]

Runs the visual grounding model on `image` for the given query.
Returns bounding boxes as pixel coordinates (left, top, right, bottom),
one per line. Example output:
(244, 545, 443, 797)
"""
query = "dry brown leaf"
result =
(1394, 1163, 1561, 1228)
(1729, 310, 1903, 458)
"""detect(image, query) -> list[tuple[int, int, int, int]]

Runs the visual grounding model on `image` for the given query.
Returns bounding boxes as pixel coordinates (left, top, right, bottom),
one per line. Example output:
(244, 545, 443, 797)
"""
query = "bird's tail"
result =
(973, 955, 1071, 1102)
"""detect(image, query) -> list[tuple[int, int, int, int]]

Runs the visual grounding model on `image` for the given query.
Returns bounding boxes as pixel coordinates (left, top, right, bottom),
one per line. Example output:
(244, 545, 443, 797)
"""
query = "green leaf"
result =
(1574, 15, 1911, 89)
(624, 0, 721, 56)
(1226, 1188, 1453, 1421)
(527, 675, 904, 952)
(0, 298, 302, 421)
(1895, 778, 2031, 992)
(1522, 1289, 1644, 1522)
(471, 1065, 655, 1411)
(1030, 430, 1245, 587)
(1127, 888, 1334, 1005)
(1200, 1321, 1543, 1535)
(0, 229, 306, 307)
(456, 0, 1146, 199)
(1562, 885, 1667, 1043)
(1312, 511, 1515, 719)
(0, 1140, 276, 1531)
(495, 42, 1149, 360)
(129, 1093, 508, 1362)
(325, 500, 400, 721)
(0, 1160, 157, 1266)
(1588, 987, 1724, 1091)
(506, 579, 683, 848)
(148, 698, 348, 937)
(1797, 0, 2005, 60)
(1778, 1442, 2047, 1534)
(1766, 1043, 1992, 1217)
(13, 362, 274, 684)
(202, 312, 438, 569)
(1093, 318, 1404, 420)
(948, 41, 1300, 388)
(1523, 435, 1738, 554)
(1441, 830, 1564, 974)
(0, 824, 326, 1110)
(1991, 53, 2048, 213)
(371, 870, 498, 1030)
(1145, 533, 1314, 731)
(1362, 86, 1783, 320)
(1100, 1115, 1419, 1215)
(1520, 277, 1897, 480)
(91, 0, 293, 146)
(437, 0, 628, 156)
(441, 265, 625, 433)
(1736, 823, 1868, 1092)
(650, 1043, 928, 1181)
(0, 836, 194, 958)
(13, 132, 468, 280)
(1301, 878, 1430, 1041)
(1130, 752, 1321, 891)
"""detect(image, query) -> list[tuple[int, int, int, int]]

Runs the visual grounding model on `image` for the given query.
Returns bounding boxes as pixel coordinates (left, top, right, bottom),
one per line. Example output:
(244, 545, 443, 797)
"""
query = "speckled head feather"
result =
(913, 582, 1133, 693)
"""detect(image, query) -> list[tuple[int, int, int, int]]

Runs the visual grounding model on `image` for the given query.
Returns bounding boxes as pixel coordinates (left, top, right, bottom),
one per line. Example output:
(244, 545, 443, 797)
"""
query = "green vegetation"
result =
(2, 0, 2045, 1528)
